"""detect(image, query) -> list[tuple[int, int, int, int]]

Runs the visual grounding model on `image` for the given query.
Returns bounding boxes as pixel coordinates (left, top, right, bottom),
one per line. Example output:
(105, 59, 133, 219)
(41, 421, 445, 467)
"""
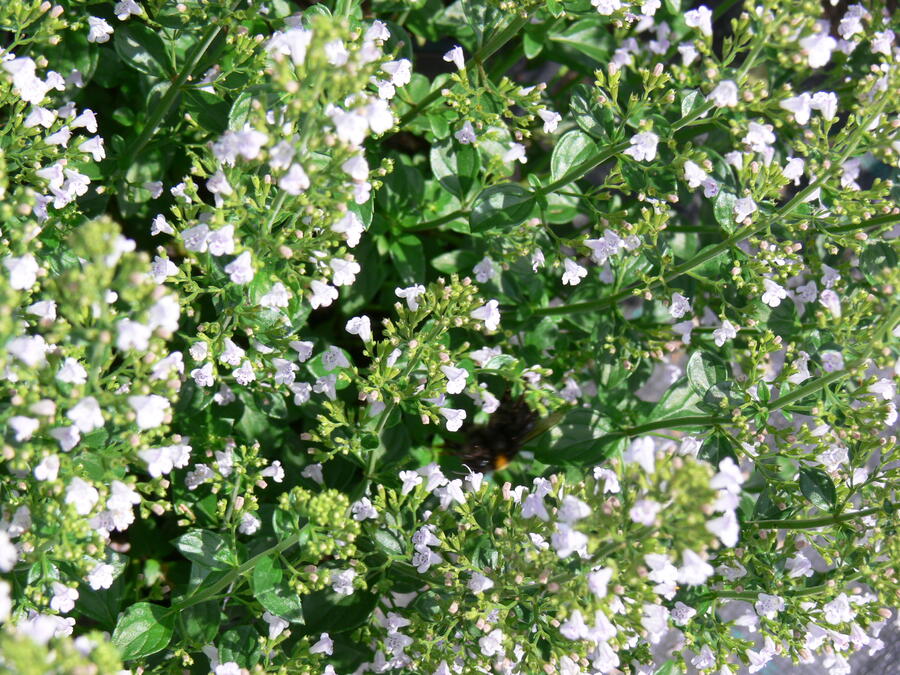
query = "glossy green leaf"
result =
(469, 184, 535, 233)
(112, 602, 175, 660)
(799, 467, 837, 510)
(251, 554, 305, 623)
(113, 24, 170, 78)
(551, 130, 598, 183)
(173, 530, 236, 571)
(650, 377, 704, 421)
(550, 19, 609, 62)
(713, 191, 737, 232)
(686, 351, 729, 398)
(430, 140, 481, 199)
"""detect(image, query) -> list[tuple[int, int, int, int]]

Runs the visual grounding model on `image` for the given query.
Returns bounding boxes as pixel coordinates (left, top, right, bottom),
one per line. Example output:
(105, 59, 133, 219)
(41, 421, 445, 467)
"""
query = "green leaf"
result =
(218, 626, 262, 668)
(390, 235, 426, 283)
(650, 377, 704, 421)
(251, 555, 305, 623)
(686, 351, 729, 398)
(655, 660, 683, 675)
(713, 191, 737, 232)
(180, 600, 221, 644)
(173, 530, 236, 571)
(551, 130, 598, 183)
(753, 486, 784, 520)
(550, 19, 609, 62)
(302, 588, 378, 634)
(799, 467, 837, 510)
(469, 184, 535, 233)
(430, 140, 481, 199)
(679, 89, 703, 118)
(530, 408, 621, 465)
(113, 24, 170, 77)
(112, 602, 175, 660)
(859, 242, 897, 285)
(698, 433, 737, 466)
(569, 84, 614, 140)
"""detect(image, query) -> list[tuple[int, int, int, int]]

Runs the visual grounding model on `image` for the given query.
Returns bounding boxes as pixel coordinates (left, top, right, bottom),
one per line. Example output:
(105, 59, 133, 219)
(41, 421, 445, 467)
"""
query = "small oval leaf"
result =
(112, 602, 174, 660)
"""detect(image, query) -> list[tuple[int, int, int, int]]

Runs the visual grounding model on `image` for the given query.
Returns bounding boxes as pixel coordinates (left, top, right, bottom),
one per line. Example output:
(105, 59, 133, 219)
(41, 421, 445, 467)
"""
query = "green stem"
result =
(534, 96, 890, 317)
(823, 212, 900, 234)
(700, 573, 865, 602)
(748, 507, 882, 530)
(536, 141, 631, 196)
(607, 415, 730, 438)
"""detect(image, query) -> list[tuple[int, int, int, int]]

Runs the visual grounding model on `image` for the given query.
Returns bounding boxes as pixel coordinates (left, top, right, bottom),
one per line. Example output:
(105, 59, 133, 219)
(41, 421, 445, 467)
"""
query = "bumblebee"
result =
(458, 394, 563, 472)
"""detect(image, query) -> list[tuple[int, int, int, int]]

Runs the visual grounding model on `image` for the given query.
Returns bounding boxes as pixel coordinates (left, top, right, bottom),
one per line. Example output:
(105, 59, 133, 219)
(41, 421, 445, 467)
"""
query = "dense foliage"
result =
(0, 0, 898, 674)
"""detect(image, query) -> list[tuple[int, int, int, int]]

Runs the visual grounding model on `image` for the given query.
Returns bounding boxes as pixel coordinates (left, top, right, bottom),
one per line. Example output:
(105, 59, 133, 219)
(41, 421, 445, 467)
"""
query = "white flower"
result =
(713, 319, 737, 346)
(454, 121, 477, 144)
(114, 0, 142, 20)
(761, 279, 787, 307)
(128, 395, 170, 430)
(561, 258, 588, 286)
(629, 498, 660, 525)
(800, 30, 837, 68)
(669, 292, 691, 318)
(786, 552, 814, 578)
(224, 251, 253, 284)
(262, 611, 289, 639)
(439, 407, 466, 432)
(823, 593, 856, 624)
(672, 601, 698, 626)
(34, 454, 60, 481)
(558, 495, 591, 524)
(66, 397, 104, 433)
(267, 27, 313, 65)
(478, 629, 505, 657)
(538, 109, 561, 133)
(351, 497, 377, 522)
(4, 254, 39, 290)
(441, 365, 468, 395)
(346, 315, 372, 342)
(780, 92, 812, 125)
(443, 45, 465, 70)
(819, 289, 841, 317)
(782, 157, 805, 185)
(470, 300, 501, 331)
(311, 632, 334, 655)
(708, 80, 738, 107)
(87, 17, 114, 43)
(87, 563, 115, 590)
(684, 6, 713, 36)
(7, 334, 50, 367)
(623, 436, 655, 473)
(399, 470, 422, 495)
(330, 258, 360, 286)
(395, 284, 426, 310)
(331, 569, 356, 596)
(233, 360, 255, 386)
(310, 280, 338, 309)
(734, 196, 757, 222)
(623, 131, 658, 162)
(811, 91, 838, 121)
(755, 592, 785, 619)
(0, 533, 18, 572)
(473, 256, 497, 283)
(677, 549, 714, 585)
(641, 604, 670, 644)
(381, 59, 411, 87)
(10, 416, 39, 442)
(50, 583, 79, 613)
(66, 477, 99, 515)
(503, 142, 527, 164)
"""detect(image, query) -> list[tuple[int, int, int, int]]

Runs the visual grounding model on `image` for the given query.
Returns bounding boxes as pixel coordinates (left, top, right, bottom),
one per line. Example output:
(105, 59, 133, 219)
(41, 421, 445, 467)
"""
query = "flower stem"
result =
(748, 506, 882, 530)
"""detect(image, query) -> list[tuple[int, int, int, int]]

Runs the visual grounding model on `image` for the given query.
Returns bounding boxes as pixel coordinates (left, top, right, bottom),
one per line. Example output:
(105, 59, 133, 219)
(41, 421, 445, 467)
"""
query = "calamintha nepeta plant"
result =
(0, 0, 898, 674)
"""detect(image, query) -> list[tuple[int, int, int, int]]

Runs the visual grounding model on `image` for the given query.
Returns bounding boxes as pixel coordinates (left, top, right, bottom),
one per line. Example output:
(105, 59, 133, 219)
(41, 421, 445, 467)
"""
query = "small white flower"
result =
(224, 252, 254, 284)
(713, 319, 737, 346)
(4, 254, 39, 290)
(442, 45, 465, 70)
(311, 632, 334, 655)
(128, 394, 170, 430)
(503, 142, 527, 164)
(623, 131, 659, 162)
(330, 258, 360, 286)
(733, 196, 757, 222)
(262, 611, 289, 639)
(473, 256, 497, 283)
(310, 280, 338, 309)
(761, 279, 787, 307)
(755, 592, 785, 619)
(669, 292, 691, 318)
(50, 582, 79, 613)
(87, 17, 114, 43)
(454, 121, 477, 144)
(470, 300, 501, 331)
(780, 92, 812, 125)
(66, 397, 104, 433)
(439, 407, 466, 432)
(65, 477, 99, 515)
(800, 30, 837, 68)
(561, 258, 587, 286)
(441, 365, 468, 395)
(34, 454, 60, 481)
(346, 315, 372, 342)
(708, 80, 738, 107)
(87, 563, 115, 590)
(395, 284, 426, 310)
(810, 91, 838, 122)
(684, 5, 713, 36)
(537, 109, 561, 134)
